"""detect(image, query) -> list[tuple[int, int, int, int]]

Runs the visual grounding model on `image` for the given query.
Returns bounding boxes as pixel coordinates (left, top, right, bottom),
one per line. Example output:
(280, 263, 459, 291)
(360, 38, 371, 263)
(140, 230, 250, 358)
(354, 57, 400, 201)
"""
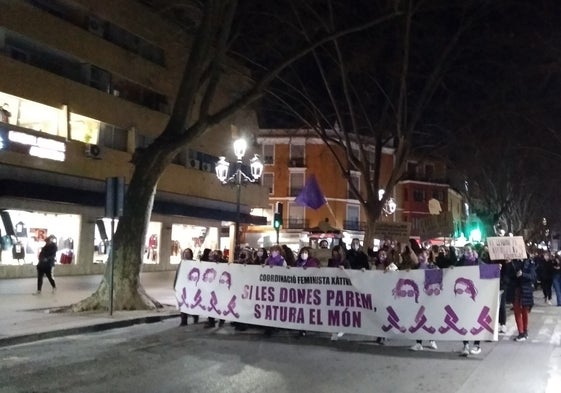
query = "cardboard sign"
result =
(487, 236, 527, 260)
(372, 221, 410, 241)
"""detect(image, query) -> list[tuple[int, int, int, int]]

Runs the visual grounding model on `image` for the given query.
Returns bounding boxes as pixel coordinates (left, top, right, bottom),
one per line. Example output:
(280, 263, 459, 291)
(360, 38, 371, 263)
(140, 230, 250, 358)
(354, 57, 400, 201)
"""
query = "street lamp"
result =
(215, 138, 263, 261)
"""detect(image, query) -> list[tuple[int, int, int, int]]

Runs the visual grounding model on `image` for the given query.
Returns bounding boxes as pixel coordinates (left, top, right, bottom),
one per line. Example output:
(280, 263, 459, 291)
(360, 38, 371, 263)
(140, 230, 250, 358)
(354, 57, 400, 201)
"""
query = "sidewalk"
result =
(0, 271, 181, 347)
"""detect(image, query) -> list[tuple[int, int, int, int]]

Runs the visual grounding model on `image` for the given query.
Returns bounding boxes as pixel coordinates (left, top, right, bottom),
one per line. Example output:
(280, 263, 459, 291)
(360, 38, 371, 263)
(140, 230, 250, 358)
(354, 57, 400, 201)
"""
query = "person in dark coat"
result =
(34, 235, 57, 294)
(505, 258, 536, 341)
(347, 238, 370, 270)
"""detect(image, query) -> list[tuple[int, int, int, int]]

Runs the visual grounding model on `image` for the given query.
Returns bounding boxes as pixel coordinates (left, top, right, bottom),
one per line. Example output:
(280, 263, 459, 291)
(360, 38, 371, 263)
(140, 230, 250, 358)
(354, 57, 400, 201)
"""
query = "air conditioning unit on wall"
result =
(87, 16, 106, 37)
(85, 144, 101, 159)
(201, 162, 213, 173)
(187, 159, 200, 170)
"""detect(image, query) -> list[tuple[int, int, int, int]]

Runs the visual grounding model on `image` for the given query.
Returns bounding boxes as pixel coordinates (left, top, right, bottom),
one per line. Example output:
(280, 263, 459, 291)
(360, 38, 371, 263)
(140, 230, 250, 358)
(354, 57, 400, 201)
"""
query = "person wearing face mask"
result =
(296, 247, 320, 268)
(265, 244, 287, 267)
(458, 244, 480, 266)
(346, 238, 370, 270)
(294, 247, 320, 337)
(253, 247, 268, 265)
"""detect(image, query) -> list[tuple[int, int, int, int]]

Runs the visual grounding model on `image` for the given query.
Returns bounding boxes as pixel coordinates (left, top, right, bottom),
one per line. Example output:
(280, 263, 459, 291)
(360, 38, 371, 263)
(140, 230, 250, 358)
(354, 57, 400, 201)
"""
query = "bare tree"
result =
(72, 0, 400, 311)
(260, 0, 482, 247)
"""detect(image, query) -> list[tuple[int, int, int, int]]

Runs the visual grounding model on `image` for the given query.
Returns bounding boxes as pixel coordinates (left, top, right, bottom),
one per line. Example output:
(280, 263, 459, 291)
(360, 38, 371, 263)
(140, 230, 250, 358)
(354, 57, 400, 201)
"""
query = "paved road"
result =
(0, 299, 559, 393)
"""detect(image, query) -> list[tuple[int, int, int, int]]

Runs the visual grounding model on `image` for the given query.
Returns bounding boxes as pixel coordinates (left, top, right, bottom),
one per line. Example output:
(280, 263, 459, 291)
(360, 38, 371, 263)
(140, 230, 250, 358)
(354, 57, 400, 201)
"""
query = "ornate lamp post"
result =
(215, 138, 263, 261)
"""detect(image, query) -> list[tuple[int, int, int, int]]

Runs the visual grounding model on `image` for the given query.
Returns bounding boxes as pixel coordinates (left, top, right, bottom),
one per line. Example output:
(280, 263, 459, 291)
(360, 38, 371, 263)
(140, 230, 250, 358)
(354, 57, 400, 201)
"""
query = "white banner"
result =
(487, 236, 527, 260)
(174, 261, 500, 341)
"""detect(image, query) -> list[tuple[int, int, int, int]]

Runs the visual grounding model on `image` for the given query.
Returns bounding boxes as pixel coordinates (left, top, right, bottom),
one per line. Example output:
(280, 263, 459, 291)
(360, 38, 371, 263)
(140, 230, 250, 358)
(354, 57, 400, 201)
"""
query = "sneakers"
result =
(32, 291, 41, 295)
(428, 340, 438, 350)
(410, 343, 424, 351)
(514, 333, 527, 342)
(460, 344, 470, 357)
(547, 300, 552, 305)
(52, 287, 56, 294)
(498, 324, 507, 334)
(470, 345, 481, 355)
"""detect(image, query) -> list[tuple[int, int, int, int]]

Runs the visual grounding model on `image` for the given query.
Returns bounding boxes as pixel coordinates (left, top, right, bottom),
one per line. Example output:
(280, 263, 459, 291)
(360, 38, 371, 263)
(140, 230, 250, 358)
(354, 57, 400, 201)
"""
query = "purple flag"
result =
(295, 175, 326, 210)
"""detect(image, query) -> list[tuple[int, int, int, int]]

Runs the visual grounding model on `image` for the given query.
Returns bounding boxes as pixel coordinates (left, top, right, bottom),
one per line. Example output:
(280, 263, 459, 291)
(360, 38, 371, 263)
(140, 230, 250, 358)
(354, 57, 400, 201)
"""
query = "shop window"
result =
(170, 224, 218, 264)
(0, 209, 79, 266)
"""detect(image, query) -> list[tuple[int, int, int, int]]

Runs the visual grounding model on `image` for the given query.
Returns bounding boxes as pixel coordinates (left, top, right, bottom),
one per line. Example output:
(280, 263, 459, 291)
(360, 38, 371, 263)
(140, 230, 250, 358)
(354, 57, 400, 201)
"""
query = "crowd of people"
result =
(175, 239, 561, 356)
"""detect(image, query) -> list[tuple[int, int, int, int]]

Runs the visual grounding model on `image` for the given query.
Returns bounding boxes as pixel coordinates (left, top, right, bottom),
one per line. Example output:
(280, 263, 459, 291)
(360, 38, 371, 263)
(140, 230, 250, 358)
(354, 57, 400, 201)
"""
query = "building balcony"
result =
(343, 220, 366, 231)
(289, 187, 303, 197)
(288, 157, 306, 167)
(286, 218, 309, 229)
(401, 175, 449, 184)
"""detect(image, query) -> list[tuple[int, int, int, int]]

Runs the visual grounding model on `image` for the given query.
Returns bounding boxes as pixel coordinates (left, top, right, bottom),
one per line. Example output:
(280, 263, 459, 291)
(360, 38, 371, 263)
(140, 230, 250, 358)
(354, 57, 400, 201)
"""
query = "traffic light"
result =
(273, 202, 283, 229)
(273, 213, 282, 229)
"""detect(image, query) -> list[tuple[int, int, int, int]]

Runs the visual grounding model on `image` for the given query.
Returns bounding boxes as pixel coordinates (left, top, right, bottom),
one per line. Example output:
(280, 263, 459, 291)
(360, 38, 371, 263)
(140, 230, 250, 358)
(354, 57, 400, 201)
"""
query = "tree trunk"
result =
(72, 148, 172, 311)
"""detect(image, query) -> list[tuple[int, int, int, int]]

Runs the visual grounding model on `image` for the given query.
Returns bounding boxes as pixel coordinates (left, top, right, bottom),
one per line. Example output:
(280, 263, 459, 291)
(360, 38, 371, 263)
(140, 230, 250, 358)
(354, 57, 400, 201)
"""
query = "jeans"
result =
(552, 274, 561, 306)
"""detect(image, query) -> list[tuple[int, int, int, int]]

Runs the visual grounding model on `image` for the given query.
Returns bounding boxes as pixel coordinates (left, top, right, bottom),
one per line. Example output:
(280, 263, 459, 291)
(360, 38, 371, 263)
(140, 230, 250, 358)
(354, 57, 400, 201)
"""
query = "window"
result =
(289, 144, 305, 166)
(407, 162, 417, 178)
(69, 113, 100, 144)
(425, 164, 434, 180)
(99, 123, 127, 151)
(403, 188, 408, 202)
(413, 189, 425, 202)
(262, 173, 274, 195)
(348, 173, 360, 199)
(290, 172, 304, 196)
(262, 144, 274, 164)
(288, 203, 306, 229)
(432, 190, 443, 201)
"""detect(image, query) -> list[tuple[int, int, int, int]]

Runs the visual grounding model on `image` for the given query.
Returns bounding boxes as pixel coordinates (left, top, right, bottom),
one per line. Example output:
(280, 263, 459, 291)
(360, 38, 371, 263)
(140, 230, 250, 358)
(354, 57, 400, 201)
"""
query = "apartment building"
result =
(395, 158, 464, 242)
(0, 0, 268, 277)
(252, 129, 395, 250)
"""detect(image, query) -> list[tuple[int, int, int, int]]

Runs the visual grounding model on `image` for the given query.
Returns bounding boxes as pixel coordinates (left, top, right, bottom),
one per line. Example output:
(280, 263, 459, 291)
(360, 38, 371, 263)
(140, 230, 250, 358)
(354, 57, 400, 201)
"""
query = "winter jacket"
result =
(505, 259, 536, 307)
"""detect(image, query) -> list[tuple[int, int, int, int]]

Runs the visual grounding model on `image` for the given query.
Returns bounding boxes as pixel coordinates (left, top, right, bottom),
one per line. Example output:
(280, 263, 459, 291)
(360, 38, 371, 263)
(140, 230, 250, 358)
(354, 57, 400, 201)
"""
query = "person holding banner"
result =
(347, 238, 370, 270)
(295, 247, 320, 268)
(327, 245, 350, 269)
(506, 258, 536, 341)
(265, 245, 287, 267)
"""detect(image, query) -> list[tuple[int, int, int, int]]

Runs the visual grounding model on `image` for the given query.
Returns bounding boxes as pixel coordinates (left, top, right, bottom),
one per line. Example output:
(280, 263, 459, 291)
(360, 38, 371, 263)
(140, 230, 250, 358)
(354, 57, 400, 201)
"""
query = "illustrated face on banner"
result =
(188, 268, 200, 285)
(392, 278, 420, 303)
(424, 282, 442, 296)
(454, 278, 478, 301)
(203, 268, 217, 283)
(219, 272, 232, 290)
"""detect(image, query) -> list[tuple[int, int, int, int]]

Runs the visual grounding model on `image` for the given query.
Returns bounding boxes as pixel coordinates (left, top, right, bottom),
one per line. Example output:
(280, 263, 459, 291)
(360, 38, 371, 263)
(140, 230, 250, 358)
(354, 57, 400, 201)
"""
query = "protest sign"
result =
(487, 236, 527, 260)
(175, 261, 500, 341)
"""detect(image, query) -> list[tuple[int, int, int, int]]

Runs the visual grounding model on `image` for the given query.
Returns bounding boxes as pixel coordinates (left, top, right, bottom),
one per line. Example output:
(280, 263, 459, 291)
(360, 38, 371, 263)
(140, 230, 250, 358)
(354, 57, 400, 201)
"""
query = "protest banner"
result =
(419, 211, 454, 240)
(372, 221, 410, 241)
(487, 236, 527, 260)
(175, 261, 500, 341)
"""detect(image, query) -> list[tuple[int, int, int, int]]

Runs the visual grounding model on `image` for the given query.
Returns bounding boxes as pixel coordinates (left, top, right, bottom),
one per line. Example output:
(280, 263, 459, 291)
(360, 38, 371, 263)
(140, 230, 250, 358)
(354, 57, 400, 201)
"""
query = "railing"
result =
(343, 220, 366, 231)
(286, 218, 309, 229)
(402, 174, 449, 184)
(289, 187, 303, 197)
(288, 157, 306, 167)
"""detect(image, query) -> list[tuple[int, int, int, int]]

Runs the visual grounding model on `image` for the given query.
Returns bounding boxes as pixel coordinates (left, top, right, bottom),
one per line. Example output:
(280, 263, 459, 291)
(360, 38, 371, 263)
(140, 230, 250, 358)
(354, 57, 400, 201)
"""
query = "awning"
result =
(0, 179, 266, 225)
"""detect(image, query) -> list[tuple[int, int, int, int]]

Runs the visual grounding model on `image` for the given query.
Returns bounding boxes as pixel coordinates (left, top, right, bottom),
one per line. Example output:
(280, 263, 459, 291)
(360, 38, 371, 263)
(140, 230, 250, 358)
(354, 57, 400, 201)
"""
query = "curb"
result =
(0, 313, 180, 348)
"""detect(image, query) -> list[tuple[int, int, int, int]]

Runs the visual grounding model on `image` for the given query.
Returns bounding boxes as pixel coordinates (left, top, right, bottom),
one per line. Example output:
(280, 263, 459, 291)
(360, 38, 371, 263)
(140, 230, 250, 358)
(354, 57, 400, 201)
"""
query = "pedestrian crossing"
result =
(500, 304, 561, 346)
